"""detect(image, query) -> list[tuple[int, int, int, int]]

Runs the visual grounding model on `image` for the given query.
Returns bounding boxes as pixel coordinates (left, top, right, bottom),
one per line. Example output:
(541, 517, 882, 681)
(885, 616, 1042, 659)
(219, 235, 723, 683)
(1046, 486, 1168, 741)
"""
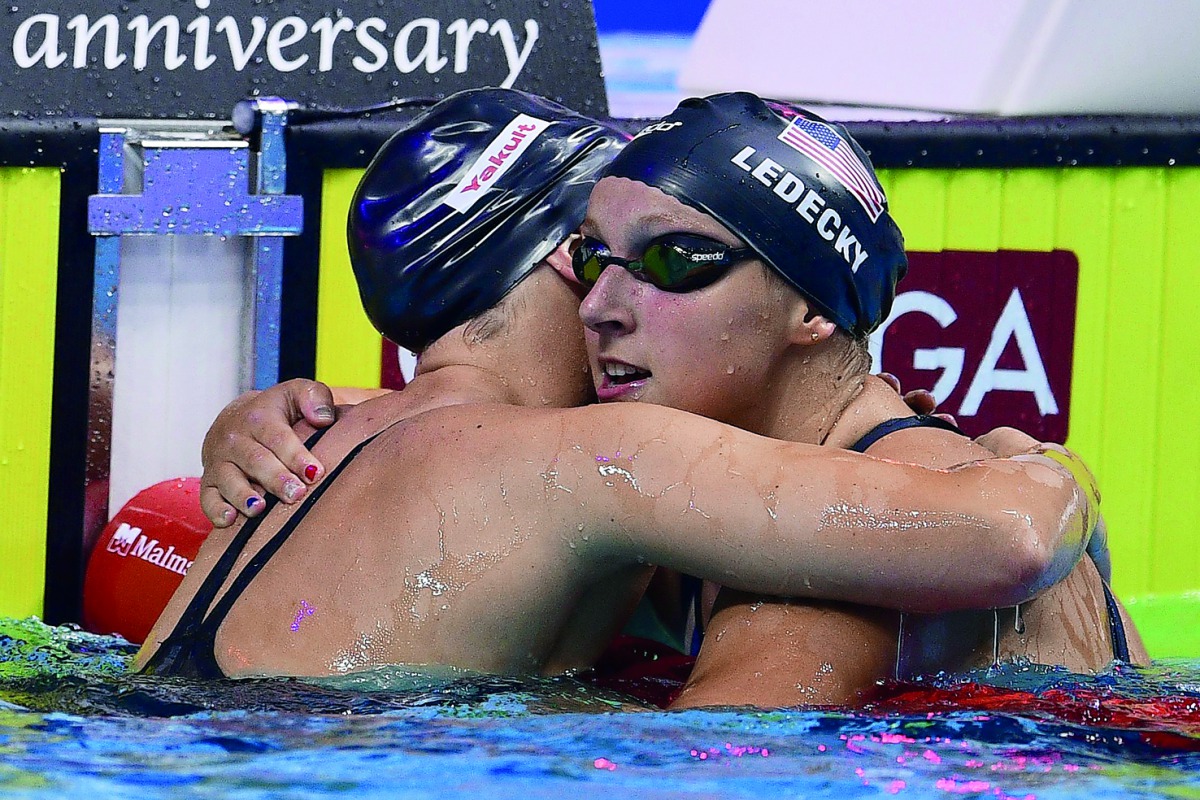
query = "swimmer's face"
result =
(579, 176, 803, 428)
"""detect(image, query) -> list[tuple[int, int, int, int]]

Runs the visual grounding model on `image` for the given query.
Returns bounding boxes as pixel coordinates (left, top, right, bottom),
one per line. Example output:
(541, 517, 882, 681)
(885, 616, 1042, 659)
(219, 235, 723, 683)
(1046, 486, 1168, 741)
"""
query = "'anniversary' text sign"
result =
(2, 0, 607, 119)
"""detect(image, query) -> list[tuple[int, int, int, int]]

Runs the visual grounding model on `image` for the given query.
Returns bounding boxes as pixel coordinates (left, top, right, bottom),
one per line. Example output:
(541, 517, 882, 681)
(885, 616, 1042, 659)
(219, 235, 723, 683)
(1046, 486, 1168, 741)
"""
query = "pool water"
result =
(1, 617, 1198, 799)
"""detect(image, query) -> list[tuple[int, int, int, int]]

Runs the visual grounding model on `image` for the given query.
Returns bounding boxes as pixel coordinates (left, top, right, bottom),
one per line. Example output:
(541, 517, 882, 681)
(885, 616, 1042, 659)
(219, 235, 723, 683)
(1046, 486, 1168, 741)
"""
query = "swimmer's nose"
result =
(578, 263, 639, 336)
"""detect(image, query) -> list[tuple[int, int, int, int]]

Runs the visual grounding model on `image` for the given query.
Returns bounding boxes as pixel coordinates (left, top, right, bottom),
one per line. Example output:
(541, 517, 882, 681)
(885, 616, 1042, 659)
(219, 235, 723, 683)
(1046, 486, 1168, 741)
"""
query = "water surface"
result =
(1, 617, 1197, 799)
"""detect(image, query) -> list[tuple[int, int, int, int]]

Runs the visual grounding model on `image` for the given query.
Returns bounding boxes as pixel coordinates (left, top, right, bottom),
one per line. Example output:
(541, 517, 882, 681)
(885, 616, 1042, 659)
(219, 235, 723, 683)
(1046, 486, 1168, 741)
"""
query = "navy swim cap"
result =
(603, 92, 906, 335)
(350, 88, 628, 351)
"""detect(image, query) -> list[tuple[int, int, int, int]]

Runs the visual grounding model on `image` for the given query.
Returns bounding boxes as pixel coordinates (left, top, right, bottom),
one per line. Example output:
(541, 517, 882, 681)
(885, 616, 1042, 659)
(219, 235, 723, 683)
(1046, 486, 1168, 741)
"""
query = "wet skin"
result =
(578, 176, 1147, 709)
(142, 256, 1096, 680)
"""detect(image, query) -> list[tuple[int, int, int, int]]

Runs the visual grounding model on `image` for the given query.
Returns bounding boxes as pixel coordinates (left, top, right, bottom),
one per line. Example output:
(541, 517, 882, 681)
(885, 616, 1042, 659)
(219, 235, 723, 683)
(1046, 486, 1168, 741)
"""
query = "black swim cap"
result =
(603, 92, 906, 335)
(350, 88, 629, 351)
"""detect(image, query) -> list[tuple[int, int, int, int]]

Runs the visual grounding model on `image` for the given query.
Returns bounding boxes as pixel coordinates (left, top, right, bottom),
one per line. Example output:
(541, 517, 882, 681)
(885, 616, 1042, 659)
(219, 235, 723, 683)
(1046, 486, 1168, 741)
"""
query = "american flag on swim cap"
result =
(778, 117, 886, 223)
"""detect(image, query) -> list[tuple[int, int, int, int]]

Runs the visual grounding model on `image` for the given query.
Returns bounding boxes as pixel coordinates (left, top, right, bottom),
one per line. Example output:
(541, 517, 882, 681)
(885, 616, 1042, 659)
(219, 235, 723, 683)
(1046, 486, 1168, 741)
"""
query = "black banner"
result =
(1, 0, 607, 119)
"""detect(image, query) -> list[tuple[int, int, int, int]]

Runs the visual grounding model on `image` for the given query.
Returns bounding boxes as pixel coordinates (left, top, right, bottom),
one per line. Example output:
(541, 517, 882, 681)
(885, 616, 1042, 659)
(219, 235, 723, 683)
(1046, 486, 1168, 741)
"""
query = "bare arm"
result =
(200, 389, 1096, 614)
(976, 426, 1111, 584)
(515, 403, 1096, 615)
(201, 374, 942, 525)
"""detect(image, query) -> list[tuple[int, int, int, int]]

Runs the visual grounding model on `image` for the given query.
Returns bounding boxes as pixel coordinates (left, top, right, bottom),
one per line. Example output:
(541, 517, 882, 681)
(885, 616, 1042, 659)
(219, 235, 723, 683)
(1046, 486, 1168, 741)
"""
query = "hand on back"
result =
(199, 379, 337, 527)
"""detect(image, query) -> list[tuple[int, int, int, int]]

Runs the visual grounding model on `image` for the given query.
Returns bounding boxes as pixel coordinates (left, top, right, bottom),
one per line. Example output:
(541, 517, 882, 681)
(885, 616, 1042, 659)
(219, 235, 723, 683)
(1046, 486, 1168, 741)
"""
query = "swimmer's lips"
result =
(596, 359, 651, 401)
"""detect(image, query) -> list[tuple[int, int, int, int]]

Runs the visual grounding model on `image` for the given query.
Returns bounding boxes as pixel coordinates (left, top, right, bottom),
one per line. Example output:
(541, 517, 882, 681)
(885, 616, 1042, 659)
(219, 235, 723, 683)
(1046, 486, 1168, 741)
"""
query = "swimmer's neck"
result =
(412, 337, 590, 411)
(403, 267, 593, 410)
(403, 363, 525, 408)
(821, 376, 922, 450)
(748, 350, 903, 448)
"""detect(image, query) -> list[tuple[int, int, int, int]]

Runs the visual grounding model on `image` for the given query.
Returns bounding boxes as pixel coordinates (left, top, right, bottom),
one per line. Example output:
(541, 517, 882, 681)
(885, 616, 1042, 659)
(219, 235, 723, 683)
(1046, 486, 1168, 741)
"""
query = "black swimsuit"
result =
(848, 415, 1130, 663)
(142, 426, 384, 678)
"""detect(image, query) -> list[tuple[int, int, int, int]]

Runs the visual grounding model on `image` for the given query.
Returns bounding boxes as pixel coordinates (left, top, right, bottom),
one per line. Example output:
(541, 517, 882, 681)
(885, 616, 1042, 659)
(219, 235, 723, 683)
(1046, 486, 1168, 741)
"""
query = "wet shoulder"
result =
(863, 422, 989, 469)
(837, 378, 989, 469)
(363, 401, 730, 483)
(363, 402, 591, 467)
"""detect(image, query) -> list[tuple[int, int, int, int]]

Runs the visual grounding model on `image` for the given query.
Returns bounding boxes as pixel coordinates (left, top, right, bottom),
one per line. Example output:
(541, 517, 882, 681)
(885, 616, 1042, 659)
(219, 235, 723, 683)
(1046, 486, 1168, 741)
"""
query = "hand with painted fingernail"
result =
(200, 379, 337, 527)
(282, 478, 307, 503)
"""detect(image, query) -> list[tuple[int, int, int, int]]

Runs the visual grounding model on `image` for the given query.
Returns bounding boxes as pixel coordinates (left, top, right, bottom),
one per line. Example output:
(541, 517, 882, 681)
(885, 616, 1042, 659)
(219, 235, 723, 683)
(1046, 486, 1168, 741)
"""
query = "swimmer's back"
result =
(834, 381, 1147, 674)
(137, 394, 653, 678)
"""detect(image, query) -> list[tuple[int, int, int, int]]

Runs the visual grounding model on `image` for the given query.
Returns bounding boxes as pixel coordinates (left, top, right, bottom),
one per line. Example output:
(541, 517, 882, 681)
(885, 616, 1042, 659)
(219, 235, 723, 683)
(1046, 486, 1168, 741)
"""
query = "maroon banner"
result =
(871, 250, 1079, 442)
(380, 339, 415, 391)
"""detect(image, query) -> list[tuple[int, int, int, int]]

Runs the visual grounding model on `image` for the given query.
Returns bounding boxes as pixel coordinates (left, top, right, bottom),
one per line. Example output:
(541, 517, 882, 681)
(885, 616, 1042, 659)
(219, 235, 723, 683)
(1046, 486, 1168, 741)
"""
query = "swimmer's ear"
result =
(787, 296, 837, 346)
(545, 234, 582, 285)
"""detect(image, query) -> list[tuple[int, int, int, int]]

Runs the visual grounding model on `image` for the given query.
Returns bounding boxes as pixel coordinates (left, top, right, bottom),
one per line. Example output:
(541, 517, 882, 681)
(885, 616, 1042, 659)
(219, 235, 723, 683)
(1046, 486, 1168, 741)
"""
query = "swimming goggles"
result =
(571, 234, 756, 292)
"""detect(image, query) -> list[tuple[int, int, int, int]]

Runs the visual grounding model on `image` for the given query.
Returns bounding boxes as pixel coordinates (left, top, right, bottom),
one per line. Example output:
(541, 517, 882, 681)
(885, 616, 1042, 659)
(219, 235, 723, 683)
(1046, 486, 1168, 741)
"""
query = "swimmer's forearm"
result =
(871, 454, 1092, 611)
(516, 404, 1093, 614)
(577, 423, 1090, 613)
(949, 427, 1102, 599)
(774, 452, 1093, 612)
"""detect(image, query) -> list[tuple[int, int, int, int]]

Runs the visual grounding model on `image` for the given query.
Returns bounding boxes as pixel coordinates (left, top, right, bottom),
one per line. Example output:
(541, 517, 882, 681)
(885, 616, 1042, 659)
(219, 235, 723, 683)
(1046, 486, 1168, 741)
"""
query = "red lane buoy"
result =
(82, 477, 211, 644)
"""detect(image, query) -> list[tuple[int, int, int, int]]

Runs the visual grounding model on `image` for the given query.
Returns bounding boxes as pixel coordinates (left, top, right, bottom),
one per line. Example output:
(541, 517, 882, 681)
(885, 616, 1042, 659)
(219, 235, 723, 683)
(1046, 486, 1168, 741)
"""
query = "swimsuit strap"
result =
(142, 426, 332, 677)
(680, 574, 705, 656)
(847, 414, 964, 453)
(187, 425, 393, 654)
(1100, 581, 1132, 663)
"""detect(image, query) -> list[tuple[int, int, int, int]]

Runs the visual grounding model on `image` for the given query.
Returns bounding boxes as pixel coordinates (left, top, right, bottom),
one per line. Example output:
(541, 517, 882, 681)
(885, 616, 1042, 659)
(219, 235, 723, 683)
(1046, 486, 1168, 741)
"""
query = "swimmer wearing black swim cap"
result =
(351, 88, 629, 352)
(602, 92, 906, 336)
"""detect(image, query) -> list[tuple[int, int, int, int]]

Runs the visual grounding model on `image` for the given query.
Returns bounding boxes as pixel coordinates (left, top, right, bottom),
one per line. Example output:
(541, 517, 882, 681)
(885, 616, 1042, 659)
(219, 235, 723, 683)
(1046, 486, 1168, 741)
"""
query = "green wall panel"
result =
(878, 166, 1200, 656)
(0, 167, 60, 618)
(315, 169, 382, 390)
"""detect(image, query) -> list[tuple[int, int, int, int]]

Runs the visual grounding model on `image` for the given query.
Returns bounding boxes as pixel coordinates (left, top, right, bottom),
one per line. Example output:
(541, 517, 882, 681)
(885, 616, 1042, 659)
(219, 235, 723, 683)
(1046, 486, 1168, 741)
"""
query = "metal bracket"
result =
(83, 100, 303, 550)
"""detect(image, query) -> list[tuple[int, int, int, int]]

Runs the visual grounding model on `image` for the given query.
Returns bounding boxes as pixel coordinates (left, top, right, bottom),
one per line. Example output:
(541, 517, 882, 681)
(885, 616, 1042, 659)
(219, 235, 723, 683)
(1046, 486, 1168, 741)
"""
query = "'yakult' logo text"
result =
(105, 522, 194, 576)
(731, 145, 869, 272)
(443, 113, 548, 213)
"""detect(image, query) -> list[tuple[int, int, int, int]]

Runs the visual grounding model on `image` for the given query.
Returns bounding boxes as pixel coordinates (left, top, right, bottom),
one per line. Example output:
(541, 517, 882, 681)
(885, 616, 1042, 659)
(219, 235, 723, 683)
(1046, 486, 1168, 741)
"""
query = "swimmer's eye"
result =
(571, 234, 756, 292)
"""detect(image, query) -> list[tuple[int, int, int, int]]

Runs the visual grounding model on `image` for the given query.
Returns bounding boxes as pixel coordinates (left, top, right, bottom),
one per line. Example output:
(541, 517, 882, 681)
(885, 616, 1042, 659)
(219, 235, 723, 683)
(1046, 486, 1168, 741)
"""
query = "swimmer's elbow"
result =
(997, 527, 1055, 608)
(978, 499, 1072, 608)
(953, 533, 1048, 611)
